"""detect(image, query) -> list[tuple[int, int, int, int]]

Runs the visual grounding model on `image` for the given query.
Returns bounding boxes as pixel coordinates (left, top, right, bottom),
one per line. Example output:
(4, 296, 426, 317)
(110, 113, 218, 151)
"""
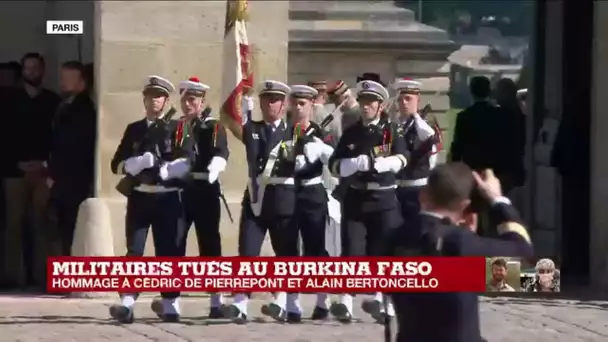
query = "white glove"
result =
(295, 155, 307, 171)
(304, 137, 335, 164)
(208, 170, 219, 184)
(373, 156, 406, 174)
(159, 158, 190, 180)
(242, 96, 254, 113)
(140, 152, 156, 169)
(304, 141, 323, 164)
(414, 113, 435, 140)
(124, 156, 144, 176)
(339, 155, 370, 177)
(207, 157, 227, 184)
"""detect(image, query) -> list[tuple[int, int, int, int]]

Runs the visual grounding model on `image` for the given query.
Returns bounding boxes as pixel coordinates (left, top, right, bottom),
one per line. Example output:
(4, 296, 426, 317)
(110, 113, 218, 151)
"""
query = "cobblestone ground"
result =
(0, 294, 607, 341)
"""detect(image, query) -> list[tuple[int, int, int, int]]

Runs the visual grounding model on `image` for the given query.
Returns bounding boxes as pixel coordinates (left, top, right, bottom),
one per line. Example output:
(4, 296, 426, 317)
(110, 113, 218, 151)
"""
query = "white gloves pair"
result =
(158, 156, 226, 182)
(374, 156, 406, 173)
(124, 152, 156, 176)
(206, 156, 227, 184)
(339, 155, 370, 177)
(339, 155, 406, 177)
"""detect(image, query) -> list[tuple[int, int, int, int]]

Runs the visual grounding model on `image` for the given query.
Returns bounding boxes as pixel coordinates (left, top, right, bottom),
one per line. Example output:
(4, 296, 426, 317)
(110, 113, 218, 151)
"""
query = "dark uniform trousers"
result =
(396, 186, 423, 222)
(239, 185, 298, 257)
(181, 181, 221, 257)
(296, 184, 329, 257)
(342, 189, 403, 258)
(125, 189, 186, 299)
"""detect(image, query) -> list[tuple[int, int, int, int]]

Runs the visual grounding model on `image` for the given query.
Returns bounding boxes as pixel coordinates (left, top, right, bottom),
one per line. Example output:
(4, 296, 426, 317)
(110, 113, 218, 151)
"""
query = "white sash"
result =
(248, 140, 284, 216)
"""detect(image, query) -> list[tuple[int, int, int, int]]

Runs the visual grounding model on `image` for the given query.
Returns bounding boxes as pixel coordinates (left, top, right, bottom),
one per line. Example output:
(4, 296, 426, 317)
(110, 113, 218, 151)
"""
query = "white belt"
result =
(252, 176, 323, 186)
(350, 183, 397, 190)
(134, 184, 180, 193)
(191, 172, 209, 180)
(397, 178, 428, 187)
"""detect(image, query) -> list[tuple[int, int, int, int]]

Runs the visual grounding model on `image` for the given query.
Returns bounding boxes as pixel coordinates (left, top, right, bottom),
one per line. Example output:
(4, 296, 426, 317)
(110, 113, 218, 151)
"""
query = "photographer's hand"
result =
(472, 169, 503, 202)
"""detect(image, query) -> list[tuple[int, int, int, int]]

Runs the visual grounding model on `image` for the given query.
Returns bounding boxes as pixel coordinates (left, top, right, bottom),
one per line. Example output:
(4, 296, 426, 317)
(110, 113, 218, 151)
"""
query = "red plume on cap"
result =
(329, 80, 343, 90)
(188, 77, 200, 83)
(402, 77, 413, 80)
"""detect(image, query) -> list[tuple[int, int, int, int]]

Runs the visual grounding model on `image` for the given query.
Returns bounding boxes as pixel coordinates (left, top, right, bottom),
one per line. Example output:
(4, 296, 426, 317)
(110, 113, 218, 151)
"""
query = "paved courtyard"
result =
(0, 294, 607, 341)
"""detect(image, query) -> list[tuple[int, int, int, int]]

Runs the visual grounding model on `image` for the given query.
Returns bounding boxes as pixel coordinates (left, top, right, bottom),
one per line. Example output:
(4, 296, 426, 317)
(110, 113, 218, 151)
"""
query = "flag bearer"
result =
(222, 80, 300, 324)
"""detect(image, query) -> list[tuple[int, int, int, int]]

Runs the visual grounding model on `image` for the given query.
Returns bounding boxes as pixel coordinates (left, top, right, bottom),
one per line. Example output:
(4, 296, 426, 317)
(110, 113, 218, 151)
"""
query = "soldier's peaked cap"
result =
(393, 77, 422, 93)
(143, 75, 175, 95)
(290, 85, 318, 99)
(179, 76, 210, 96)
(356, 80, 389, 102)
(259, 80, 290, 96)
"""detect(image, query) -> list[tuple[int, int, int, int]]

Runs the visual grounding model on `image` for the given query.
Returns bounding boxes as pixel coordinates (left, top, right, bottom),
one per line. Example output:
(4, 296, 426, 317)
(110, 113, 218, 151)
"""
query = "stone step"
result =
(289, 1, 417, 22)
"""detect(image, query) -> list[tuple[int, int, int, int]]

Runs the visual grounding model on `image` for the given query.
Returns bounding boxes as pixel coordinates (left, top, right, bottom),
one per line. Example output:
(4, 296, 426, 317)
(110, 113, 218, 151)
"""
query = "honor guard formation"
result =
(109, 72, 534, 342)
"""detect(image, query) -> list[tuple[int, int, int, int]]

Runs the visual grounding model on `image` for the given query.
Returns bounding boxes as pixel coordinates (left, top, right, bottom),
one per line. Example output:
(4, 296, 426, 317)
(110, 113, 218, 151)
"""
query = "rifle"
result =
(115, 106, 178, 197)
(188, 108, 234, 223)
(293, 112, 336, 153)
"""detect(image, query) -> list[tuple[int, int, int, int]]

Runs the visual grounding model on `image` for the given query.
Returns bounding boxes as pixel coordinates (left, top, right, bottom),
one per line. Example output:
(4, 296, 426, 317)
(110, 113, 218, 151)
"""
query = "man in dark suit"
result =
(387, 163, 533, 342)
(47, 61, 97, 256)
(449, 76, 502, 172)
(494, 78, 526, 195)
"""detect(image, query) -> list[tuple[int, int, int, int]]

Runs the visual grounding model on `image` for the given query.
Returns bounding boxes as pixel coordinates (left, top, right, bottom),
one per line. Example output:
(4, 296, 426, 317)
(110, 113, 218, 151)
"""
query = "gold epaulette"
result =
(497, 222, 531, 244)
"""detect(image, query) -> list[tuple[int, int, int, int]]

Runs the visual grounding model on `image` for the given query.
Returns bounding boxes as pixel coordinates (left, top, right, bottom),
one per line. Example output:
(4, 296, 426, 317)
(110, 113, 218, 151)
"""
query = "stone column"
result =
(93, 1, 289, 256)
(590, 1, 608, 288)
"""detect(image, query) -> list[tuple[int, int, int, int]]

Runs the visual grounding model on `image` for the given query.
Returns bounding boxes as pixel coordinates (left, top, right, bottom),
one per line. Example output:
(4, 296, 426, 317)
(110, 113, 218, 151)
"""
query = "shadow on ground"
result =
(0, 314, 364, 326)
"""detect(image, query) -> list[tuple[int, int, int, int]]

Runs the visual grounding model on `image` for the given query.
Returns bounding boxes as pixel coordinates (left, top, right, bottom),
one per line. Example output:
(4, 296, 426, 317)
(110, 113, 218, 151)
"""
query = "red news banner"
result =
(47, 257, 486, 293)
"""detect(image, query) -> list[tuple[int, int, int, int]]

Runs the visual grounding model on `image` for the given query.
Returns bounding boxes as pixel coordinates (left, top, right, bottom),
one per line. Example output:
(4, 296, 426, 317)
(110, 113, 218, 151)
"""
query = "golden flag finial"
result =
(235, 0, 248, 21)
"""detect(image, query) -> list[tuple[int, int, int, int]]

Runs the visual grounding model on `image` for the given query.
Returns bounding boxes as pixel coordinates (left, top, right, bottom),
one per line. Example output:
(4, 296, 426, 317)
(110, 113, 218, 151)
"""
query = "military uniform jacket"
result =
(179, 115, 229, 190)
(242, 119, 297, 216)
(110, 118, 194, 189)
(292, 120, 337, 205)
(396, 115, 437, 182)
(329, 117, 408, 212)
(387, 201, 533, 342)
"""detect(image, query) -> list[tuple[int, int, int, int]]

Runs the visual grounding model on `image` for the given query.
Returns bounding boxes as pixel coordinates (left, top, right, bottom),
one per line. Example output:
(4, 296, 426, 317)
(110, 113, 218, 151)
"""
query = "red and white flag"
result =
(220, 0, 253, 141)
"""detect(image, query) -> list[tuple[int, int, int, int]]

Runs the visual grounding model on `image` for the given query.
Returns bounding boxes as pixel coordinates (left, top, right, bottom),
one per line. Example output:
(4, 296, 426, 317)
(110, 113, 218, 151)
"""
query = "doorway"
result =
(0, 1, 95, 291)
(556, 0, 593, 284)
(530, 0, 593, 284)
